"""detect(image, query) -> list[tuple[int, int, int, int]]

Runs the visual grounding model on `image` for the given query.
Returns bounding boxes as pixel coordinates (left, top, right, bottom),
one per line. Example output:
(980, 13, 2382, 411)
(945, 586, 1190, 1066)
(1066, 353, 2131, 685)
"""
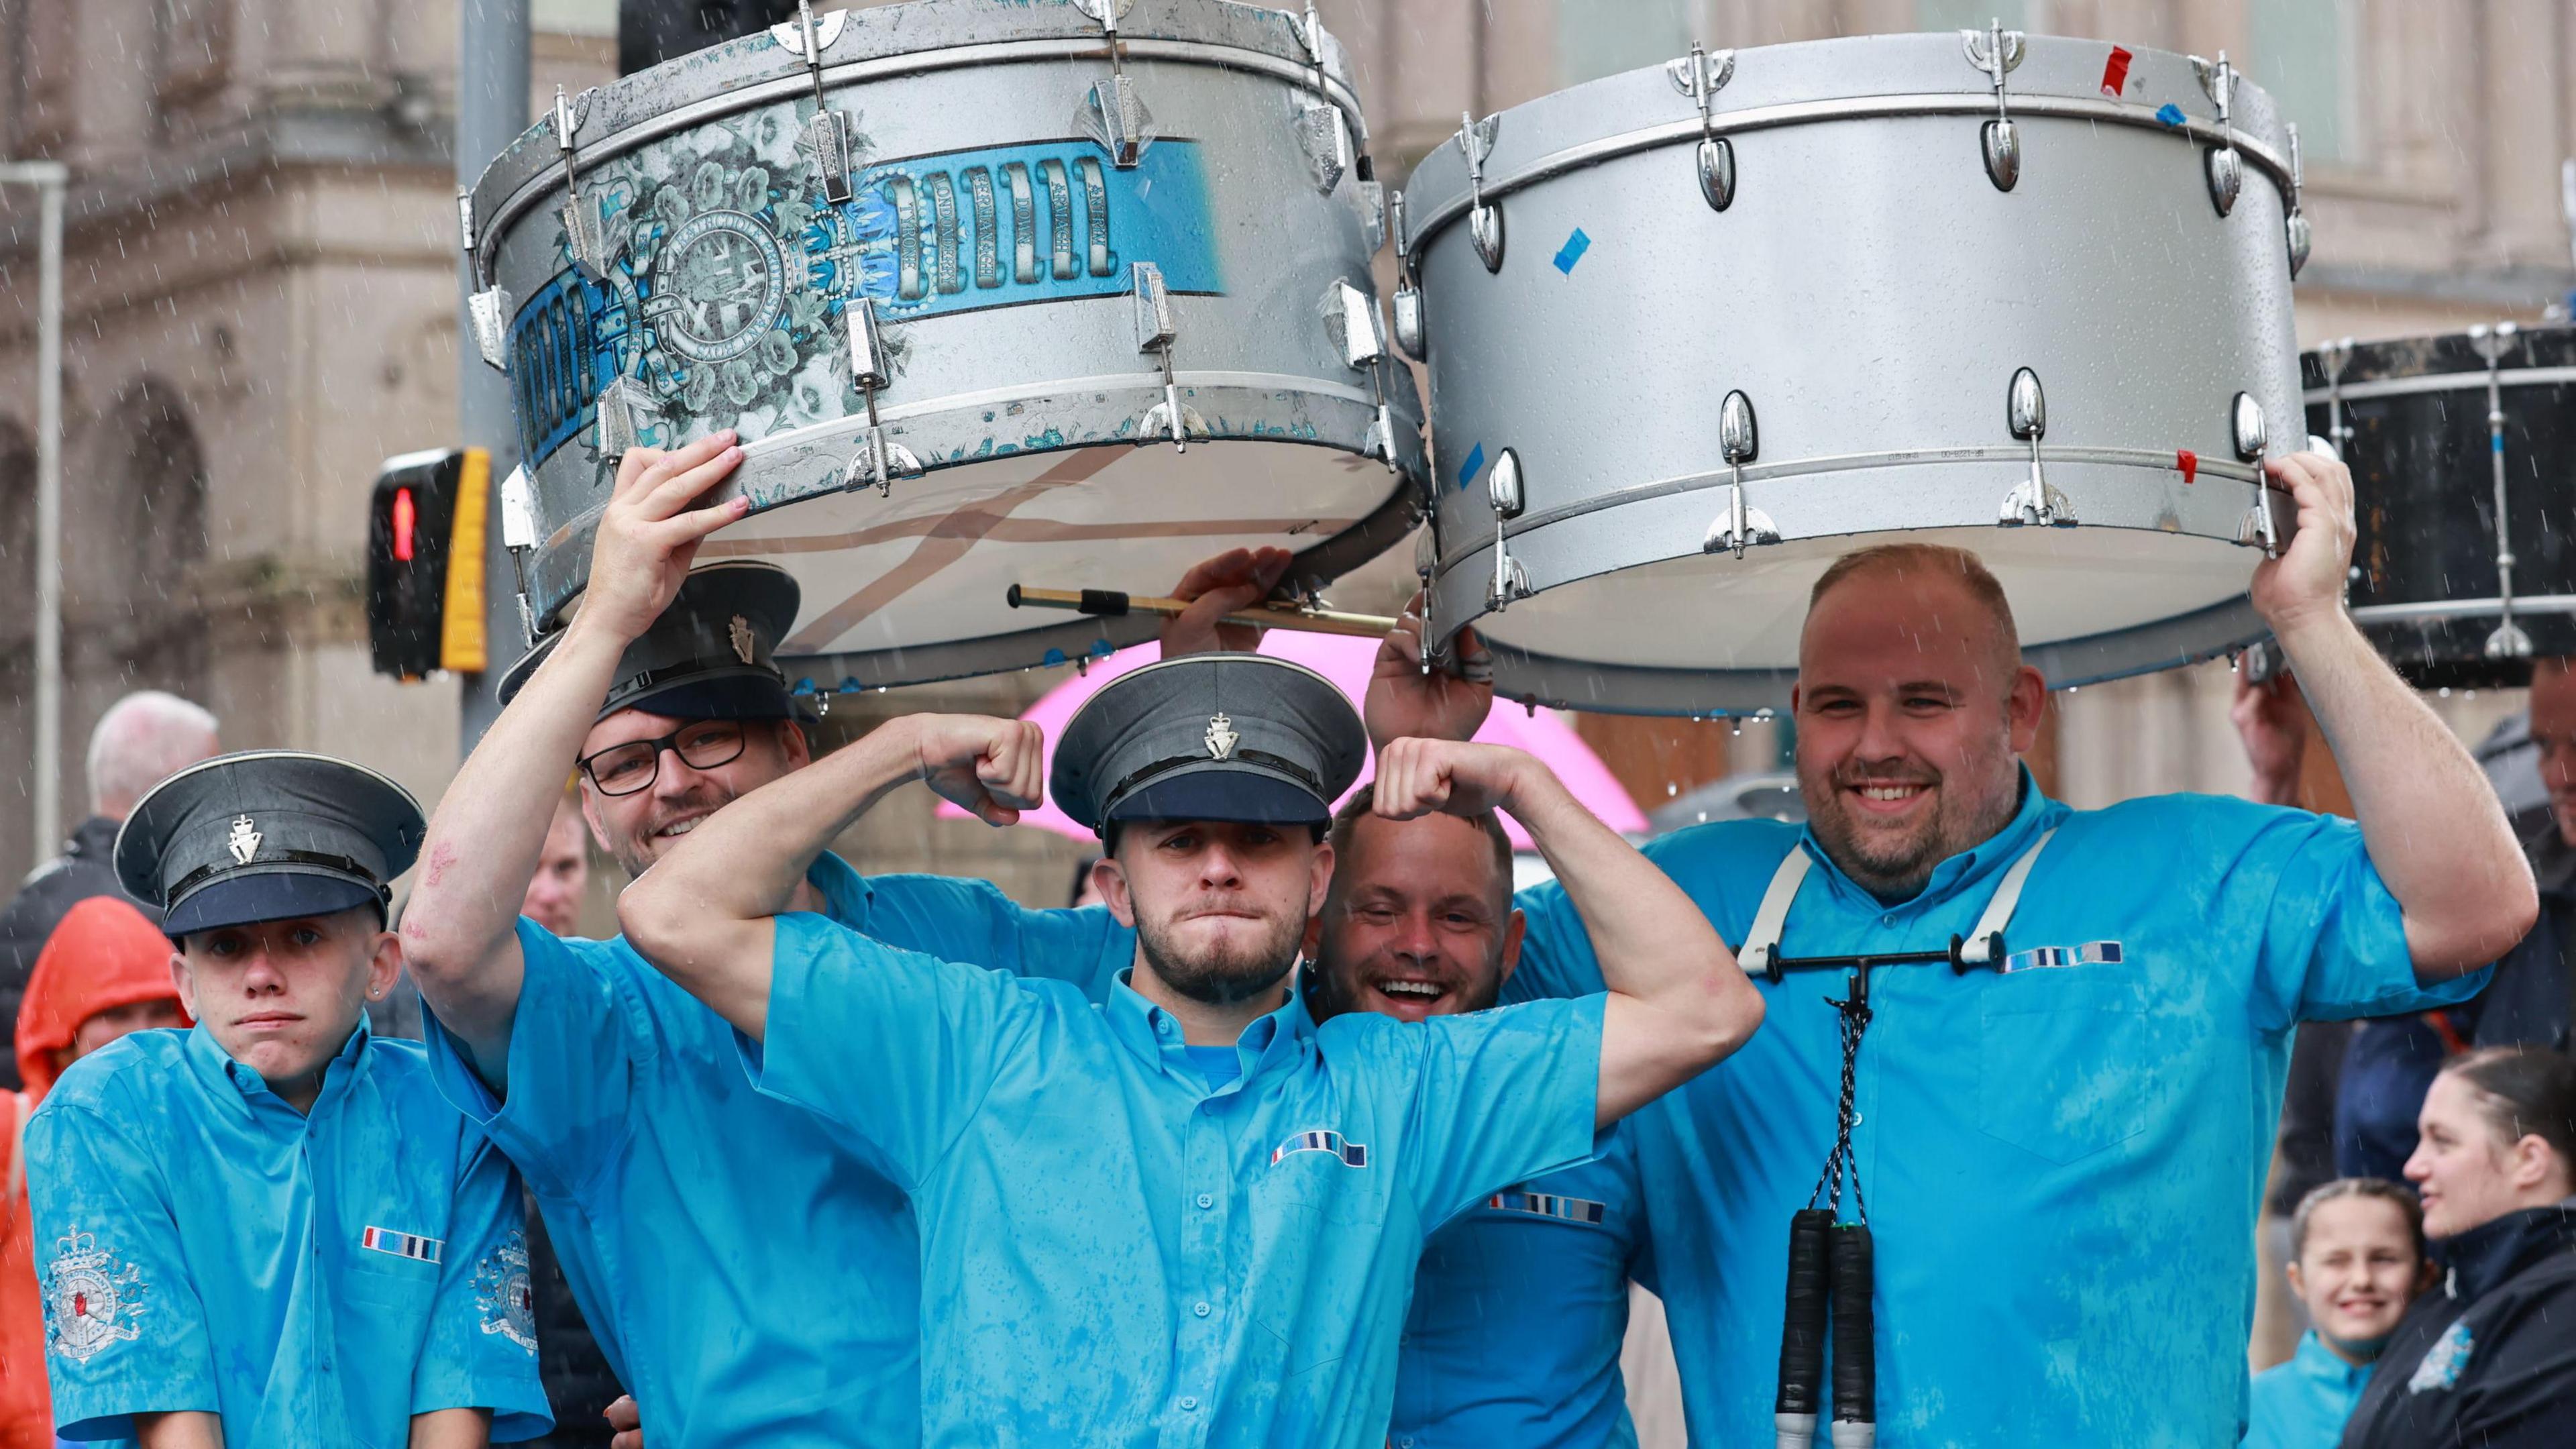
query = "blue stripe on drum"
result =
(507, 138, 1223, 469)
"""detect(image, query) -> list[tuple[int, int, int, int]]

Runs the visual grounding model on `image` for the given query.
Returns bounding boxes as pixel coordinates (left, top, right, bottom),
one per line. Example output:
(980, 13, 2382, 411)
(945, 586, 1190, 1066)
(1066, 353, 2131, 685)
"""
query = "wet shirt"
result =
(1505, 779, 2484, 1448)
(753, 914, 1608, 1449)
(25, 1022, 546, 1447)
(2242, 1332, 2371, 1449)
(1389, 1127, 1646, 1449)
(420, 856, 1128, 1449)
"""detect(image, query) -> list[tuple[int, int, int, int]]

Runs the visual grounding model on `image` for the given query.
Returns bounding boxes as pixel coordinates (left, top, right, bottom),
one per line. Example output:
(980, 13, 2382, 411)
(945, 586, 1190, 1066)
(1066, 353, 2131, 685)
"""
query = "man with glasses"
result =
(397, 433, 1132, 1448)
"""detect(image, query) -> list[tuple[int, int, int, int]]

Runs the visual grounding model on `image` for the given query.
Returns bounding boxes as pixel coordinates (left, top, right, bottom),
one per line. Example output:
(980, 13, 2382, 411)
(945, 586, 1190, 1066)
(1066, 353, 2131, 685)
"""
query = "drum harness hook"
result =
(1739, 829, 2057, 1449)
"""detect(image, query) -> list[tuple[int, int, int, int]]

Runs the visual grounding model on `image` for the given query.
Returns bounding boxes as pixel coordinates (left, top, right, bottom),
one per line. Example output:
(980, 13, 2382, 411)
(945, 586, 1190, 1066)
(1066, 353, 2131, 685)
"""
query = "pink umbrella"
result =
(936, 633, 1650, 849)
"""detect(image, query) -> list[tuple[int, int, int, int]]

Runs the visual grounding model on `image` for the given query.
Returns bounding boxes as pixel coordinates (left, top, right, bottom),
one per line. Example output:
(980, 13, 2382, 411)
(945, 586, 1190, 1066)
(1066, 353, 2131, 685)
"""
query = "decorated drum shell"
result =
(1399, 31, 2302, 716)
(468, 0, 1423, 690)
(2307, 325, 2576, 691)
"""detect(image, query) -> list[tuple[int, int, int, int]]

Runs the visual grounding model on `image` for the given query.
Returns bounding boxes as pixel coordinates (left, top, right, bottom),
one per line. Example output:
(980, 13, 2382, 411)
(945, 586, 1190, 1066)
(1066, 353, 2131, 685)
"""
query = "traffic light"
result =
(365, 447, 492, 680)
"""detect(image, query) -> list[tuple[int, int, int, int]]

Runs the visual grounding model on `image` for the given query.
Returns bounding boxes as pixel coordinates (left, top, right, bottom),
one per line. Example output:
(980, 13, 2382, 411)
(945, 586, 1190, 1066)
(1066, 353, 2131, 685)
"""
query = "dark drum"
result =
(2305, 324, 2576, 690)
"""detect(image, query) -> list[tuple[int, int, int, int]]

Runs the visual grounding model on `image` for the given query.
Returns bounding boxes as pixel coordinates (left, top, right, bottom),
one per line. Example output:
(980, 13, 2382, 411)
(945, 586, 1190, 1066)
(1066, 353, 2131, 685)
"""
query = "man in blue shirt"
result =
(1365, 453, 2536, 1445)
(27, 751, 548, 1448)
(617, 647, 1765, 1448)
(1301, 784, 1647, 1449)
(399, 434, 1130, 1448)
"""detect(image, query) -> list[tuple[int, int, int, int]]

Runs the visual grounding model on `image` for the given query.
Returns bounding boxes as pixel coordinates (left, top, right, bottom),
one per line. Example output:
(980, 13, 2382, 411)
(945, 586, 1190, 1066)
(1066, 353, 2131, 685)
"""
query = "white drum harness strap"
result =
(1746, 829, 2057, 1449)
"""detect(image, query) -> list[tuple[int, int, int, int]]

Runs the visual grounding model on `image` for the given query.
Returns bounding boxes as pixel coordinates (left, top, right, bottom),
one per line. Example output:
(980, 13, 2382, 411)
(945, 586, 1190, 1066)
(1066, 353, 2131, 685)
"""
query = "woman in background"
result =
(2341, 1047, 2576, 1449)
(2243, 1179, 2430, 1449)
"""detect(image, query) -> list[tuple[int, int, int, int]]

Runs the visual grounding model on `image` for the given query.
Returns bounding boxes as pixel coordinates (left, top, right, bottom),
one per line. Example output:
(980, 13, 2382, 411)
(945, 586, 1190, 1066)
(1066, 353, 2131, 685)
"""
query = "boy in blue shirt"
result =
(26, 751, 547, 1448)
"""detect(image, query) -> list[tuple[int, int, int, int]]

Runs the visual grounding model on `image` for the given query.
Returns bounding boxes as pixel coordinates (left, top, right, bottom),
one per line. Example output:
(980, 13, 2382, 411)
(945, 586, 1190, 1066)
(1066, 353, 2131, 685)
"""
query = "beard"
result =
(1136, 903, 1304, 1007)
(1803, 754, 2017, 902)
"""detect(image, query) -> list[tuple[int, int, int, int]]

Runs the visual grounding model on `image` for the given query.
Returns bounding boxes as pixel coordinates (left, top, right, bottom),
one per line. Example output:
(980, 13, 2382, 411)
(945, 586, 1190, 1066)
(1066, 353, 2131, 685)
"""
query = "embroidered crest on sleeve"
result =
(1270, 1129, 1368, 1168)
(473, 1232, 537, 1353)
(2407, 1320, 2475, 1394)
(42, 1228, 148, 1364)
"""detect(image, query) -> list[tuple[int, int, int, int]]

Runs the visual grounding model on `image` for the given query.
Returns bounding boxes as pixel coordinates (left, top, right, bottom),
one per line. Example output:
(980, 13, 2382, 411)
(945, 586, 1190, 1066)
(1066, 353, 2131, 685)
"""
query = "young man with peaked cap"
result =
(398, 434, 1131, 1449)
(616, 645, 1764, 1447)
(25, 751, 549, 1449)
(1366, 452, 2537, 1446)
(1300, 786, 1652, 1449)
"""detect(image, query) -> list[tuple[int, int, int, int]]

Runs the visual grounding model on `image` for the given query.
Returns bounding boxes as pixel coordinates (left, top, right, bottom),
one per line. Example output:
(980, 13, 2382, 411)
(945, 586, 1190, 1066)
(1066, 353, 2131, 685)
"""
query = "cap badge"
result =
(729, 614, 756, 665)
(227, 815, 262, 866)
(1205, 712, 1240, 761)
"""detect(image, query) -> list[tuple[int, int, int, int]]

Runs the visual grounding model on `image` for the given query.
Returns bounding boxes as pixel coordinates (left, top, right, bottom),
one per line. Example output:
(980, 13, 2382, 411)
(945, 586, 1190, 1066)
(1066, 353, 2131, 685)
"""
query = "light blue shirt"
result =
(751, 913, 1609, 1449)
(1389, 1127, 1646, 1449)
(25, 1022, 547, 1447)
(420, 855, 1129, 1449)
(2242, 1332, 2373, 1449)
(1505, 778, 2485, 1447)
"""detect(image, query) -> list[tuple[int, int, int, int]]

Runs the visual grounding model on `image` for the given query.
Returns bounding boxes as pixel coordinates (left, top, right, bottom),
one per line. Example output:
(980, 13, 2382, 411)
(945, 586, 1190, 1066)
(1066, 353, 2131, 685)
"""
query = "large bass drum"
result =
(1396, 30, 2304, 715)
(465, 0, 1422, 690)
(2306, 325, 2576, 690)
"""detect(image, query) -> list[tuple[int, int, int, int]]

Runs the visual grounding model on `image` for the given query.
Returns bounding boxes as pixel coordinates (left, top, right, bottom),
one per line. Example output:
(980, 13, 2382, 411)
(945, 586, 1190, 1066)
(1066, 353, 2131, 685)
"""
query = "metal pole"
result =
(0, 161, 69, 862)
(456, 0, 531, 749)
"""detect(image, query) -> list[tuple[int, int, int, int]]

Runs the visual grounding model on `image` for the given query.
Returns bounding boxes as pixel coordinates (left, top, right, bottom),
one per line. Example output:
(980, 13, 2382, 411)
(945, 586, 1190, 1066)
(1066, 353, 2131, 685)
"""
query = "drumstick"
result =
(1774, 1207, 1833, 1449)
(1828, 1222, 1876, 1449)
(1006, 584, 1401, 640)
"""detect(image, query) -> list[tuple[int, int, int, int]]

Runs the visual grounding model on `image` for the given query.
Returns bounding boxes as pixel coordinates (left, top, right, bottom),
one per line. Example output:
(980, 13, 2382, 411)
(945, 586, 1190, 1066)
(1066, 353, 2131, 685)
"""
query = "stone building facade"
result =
(1, 0, 2569, 906)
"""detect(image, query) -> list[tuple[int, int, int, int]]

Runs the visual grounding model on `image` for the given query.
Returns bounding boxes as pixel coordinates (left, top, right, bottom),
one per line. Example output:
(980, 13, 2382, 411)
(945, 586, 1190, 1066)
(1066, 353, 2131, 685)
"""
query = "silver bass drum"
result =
(464, 0, 1421, 690)
(1397, 29, 2306, 714)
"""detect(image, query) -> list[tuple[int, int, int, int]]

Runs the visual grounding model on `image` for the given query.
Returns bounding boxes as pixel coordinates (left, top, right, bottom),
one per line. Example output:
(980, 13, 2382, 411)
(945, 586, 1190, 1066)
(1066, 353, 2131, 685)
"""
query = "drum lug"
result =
(802, 109, 857, 205)
(843, 298, 919, 496)
(551, 86, 616, 278)
(2191, 53, 2243, 217)
(1669, 44, 1738, 211)
(845, 429, 923, 498)
(2231, 391, 2267, 462)
(1324, 282, 1388, 370)
(2469, 323, 2530, 661)
(2283, 124, 2313, 278)
(467, 286, 513, 372)
(1081, 76, 1159, 169)
(455, 188, 477, 258)
(1701, 392, 1777, 557)
(1391, 286, 1428, 362)
(773, 1, 857, 202)
(1350, 178, 1387, 254)
(594, 378, 663, 466)
(1131, 263, 1208, 450)
(1998, 367, 2072, 527)
(1962, 21, 2025, 193)
(1485, 448, 1533, 612)
(1456, 113, 1505, 272)
(1297, 103, 1354, 195)
(497, 463, 540, 649)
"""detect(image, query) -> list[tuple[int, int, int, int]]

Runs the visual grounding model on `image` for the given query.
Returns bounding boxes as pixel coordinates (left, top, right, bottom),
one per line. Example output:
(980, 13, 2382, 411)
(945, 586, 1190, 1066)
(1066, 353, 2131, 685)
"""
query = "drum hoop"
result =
(2304, 366, 2576, 405)
(1424, 443, 2265, 590)
(2354, 596, 2576, 626)
(1399, 93, 2292, 258)
(474, 36, 1370, 278)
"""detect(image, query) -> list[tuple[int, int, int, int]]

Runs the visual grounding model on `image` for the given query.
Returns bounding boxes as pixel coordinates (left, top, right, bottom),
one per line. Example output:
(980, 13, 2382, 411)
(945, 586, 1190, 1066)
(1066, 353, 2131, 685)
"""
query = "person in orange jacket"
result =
(0, 896, 188, 1448)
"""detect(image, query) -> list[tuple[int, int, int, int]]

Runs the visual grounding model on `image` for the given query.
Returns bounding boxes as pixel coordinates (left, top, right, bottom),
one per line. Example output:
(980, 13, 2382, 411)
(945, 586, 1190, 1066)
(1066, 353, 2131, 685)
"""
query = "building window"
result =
(2249, 0, 2355, 164)
(1556, 0, 1697, 89)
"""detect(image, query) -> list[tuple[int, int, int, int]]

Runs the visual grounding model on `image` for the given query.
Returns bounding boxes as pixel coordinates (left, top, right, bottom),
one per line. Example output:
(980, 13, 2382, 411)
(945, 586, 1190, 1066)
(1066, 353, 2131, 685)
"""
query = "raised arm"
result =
(400, 433, 749, 1081)
(616, 714, 1044, 1040)
(2256, 451, 2538, 978)
(1373, 739, 1762, 1127)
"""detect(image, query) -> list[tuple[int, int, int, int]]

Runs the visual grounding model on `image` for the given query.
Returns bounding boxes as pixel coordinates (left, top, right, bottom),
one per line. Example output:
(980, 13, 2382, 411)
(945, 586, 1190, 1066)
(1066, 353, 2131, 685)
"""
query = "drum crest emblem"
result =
(42, 1228, 148, 1363)
(474, 1232, 538, 1353)
(1205, 713, 1239, 761)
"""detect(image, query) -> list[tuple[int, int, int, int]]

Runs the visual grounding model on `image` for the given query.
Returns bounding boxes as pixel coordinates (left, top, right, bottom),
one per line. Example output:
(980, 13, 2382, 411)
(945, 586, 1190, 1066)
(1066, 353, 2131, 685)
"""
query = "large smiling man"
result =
(1368, 453, 2536, 1445)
